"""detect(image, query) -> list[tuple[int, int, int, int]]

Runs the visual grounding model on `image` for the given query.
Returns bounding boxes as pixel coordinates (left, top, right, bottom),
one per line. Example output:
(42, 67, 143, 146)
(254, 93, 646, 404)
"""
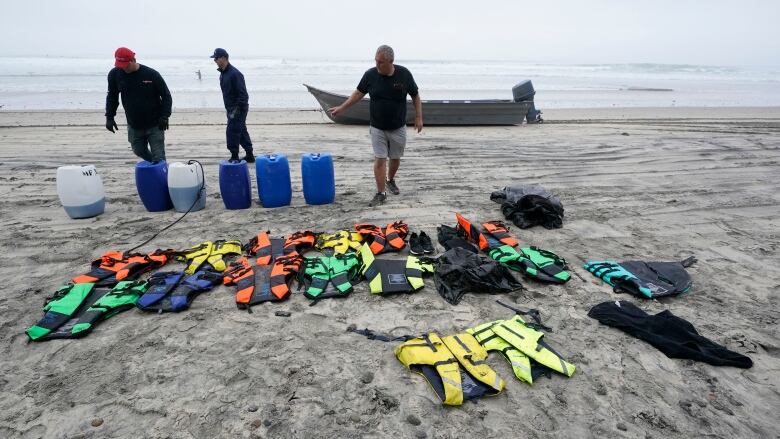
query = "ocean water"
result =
(0, 57, 778, 110)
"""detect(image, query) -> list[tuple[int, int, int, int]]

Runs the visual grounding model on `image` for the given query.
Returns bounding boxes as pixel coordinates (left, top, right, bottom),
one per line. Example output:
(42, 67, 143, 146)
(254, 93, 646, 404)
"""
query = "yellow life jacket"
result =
(316, 230, 364, 255)
(178, 240, 243, 274)
(467, 320, 534, 384)
(395, 332, 504, 406)
(491, 316, 575, 378)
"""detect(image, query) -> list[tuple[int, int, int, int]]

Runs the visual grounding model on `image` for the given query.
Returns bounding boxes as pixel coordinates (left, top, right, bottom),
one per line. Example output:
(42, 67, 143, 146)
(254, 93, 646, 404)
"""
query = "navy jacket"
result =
(219, 63, 249, 110)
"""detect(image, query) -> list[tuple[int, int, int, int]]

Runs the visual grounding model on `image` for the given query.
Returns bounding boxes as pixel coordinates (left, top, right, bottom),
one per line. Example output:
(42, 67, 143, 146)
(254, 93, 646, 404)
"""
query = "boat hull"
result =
(304, 84, 533, 126)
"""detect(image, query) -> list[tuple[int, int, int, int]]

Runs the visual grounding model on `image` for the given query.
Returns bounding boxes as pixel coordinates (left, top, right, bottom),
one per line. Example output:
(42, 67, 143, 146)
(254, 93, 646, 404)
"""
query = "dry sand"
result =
(0, 107, 778, 438)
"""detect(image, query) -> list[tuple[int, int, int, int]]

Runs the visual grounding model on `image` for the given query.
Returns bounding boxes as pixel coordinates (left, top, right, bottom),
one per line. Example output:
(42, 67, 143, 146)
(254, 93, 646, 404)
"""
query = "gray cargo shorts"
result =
(370, 126, 407, 159)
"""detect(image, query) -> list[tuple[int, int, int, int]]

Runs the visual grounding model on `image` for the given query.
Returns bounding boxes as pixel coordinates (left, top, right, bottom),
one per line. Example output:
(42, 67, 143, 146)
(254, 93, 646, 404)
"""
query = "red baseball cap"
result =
(114, 47, 135, 68)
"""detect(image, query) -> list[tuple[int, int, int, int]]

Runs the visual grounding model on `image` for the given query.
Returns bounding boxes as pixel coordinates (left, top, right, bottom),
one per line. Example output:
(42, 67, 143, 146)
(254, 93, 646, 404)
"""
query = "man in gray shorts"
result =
(329, 45, 423, 207)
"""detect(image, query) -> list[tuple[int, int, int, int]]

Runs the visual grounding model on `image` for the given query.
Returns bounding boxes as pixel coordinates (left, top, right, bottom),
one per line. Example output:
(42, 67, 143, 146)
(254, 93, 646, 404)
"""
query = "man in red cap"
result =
(105, 47, 173, 162)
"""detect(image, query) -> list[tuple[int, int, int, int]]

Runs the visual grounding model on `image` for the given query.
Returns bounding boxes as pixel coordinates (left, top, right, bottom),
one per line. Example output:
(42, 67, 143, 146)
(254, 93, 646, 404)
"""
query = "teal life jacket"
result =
(584, 256, 696, 298)
(488, 245, 570, 283)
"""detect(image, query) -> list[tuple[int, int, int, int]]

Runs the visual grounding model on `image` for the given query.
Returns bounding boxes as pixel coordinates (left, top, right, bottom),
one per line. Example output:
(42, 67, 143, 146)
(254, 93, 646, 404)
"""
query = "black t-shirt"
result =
(357, 65, 418, 130)
(105, 65, 172, 129)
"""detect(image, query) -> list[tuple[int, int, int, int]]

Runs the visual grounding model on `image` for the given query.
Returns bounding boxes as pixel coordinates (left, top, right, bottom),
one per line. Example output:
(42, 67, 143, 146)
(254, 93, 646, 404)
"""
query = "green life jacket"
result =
(359, 243, 434, 294)
(27, 280, 148, 341)
(300, 253, 360, 300)
(467, 320, 534, 384)
(490, 315, 575, 378)
(488, 245, 570, 283)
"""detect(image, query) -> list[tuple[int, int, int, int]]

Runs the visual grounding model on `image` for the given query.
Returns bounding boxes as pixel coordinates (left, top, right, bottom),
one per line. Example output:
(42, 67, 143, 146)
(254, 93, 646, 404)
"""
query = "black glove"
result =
(158, 117, 169, 131)
(105, 117, 118, 133)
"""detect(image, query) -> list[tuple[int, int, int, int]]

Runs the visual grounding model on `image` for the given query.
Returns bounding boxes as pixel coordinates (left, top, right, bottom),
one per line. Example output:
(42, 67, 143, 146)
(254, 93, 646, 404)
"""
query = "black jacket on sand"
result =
(588, 300, 753, 368)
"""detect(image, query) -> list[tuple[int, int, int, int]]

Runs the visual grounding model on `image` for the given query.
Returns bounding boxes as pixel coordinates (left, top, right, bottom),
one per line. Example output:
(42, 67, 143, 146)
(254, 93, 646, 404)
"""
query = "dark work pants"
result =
(127, 125, 165, 162)
(226, 107, 252, 156)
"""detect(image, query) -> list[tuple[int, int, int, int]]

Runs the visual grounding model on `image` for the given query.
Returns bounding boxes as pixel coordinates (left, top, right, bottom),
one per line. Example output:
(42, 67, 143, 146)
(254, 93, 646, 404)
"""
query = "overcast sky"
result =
(1, 0, 778, 66)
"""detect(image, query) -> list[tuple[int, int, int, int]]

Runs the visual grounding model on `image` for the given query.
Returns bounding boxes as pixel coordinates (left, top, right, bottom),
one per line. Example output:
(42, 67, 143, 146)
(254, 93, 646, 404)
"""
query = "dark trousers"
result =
(127, 125, 165, 162)
(226, 107, 252, 155)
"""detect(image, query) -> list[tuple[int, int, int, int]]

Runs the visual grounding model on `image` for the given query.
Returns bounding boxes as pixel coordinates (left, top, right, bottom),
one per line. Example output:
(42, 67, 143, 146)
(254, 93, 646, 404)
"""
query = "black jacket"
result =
(218, 63, 249, 111)
(105, 65, 172, 129)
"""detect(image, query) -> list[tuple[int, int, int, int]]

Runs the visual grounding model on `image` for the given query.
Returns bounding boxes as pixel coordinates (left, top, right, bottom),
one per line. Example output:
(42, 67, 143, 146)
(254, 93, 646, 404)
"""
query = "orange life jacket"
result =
(354, 224, 387, 255)
(223, 257, 285, 312)
(455, 213, 489, 250)
(283, 231, 316, 257)
(482, 221, 519, 247)
(269, 254, 302, 300)
(246, 231, 285, 266)
(384, 221, 409, 251)
(72, 249, 173, 286)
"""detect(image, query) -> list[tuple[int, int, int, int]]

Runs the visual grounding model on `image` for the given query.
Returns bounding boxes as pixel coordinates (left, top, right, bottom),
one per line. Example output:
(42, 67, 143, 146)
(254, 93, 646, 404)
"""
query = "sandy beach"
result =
(0, 107, 778, 438)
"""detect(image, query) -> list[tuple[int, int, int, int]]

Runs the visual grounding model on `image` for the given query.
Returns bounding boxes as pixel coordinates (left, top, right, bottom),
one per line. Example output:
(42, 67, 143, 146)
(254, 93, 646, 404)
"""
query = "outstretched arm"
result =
(328, 90, 366, 116)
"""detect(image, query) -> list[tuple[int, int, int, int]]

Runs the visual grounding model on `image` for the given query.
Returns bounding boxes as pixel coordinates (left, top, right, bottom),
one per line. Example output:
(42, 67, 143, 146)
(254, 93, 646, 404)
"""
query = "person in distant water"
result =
(211, 48, 254, 163)
(196, 69, 202, 81)
(329, 45, 422, 207)
(105, 47, 172, 162)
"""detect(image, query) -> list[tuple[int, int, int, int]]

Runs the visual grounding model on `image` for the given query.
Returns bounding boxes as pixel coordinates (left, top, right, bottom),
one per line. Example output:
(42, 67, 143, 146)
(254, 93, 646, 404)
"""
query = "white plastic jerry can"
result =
(56, 165, 106, 219)
(168, 161, 206, 213)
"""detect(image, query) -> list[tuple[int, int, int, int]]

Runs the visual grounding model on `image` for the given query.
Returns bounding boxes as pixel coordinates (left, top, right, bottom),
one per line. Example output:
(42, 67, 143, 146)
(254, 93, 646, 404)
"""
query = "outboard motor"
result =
(512, 80, 543, 124)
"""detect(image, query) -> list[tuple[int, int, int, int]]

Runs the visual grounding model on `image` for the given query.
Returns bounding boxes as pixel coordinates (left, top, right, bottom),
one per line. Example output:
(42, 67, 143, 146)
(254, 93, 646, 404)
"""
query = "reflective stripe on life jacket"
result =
(482, 221, 518, 247)
(455, 213, 489, 250)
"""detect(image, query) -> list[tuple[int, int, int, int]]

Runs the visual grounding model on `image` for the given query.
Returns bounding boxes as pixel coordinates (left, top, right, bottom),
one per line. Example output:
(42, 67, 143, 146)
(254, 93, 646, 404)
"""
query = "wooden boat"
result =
(303, 83, 539, 126)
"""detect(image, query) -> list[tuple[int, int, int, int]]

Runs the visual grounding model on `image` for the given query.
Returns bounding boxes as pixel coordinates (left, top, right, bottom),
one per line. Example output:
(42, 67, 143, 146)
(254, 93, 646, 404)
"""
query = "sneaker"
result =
(386, 179, 400, 195)
(242, 154, 255, 163)
(229, 154, 240, 162)
(409, 232, 424, 255)
(419, 231, 435, 254)
(368, 192, 386, 207)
